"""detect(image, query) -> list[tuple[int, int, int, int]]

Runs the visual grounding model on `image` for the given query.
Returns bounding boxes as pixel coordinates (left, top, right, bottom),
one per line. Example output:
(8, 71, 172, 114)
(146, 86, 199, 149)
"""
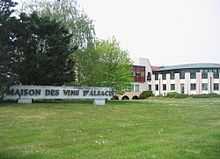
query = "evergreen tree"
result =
(13, 12, 73, 85)
(0, 0, 18, 99)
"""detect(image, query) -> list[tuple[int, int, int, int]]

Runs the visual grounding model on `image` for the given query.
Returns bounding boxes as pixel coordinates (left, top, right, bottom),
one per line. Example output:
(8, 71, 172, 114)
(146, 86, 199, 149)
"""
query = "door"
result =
(181, 84, 184, 94)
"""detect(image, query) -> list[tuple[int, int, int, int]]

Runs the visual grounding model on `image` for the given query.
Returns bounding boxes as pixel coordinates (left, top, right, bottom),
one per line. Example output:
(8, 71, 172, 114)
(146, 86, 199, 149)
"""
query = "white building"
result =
(131, 58, 220, 96)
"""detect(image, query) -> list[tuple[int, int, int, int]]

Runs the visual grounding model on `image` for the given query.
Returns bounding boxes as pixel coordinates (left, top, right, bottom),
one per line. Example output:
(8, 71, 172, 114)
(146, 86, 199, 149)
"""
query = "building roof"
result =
(153, 63, 220, 71)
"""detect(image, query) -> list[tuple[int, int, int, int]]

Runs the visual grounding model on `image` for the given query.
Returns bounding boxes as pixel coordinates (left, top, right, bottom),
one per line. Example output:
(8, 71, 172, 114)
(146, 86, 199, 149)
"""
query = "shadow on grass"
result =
(34, 99, 94, 104)
(0, 99, 94, 106)
(0, 151, 44, 159)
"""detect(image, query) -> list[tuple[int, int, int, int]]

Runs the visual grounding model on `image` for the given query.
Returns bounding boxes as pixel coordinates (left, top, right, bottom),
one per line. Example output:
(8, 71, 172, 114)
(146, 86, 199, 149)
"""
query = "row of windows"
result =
(153, 83, 220, 91)
(154, 72, 219, 80)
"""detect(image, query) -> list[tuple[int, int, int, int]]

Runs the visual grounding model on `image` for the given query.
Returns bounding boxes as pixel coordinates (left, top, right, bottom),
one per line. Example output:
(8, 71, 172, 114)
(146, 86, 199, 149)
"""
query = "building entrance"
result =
(181, 84, 184, 94)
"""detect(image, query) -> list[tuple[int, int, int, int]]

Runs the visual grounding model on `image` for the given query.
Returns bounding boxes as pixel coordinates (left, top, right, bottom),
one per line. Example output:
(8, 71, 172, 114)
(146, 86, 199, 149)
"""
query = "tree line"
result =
(0, 0, 133, 99)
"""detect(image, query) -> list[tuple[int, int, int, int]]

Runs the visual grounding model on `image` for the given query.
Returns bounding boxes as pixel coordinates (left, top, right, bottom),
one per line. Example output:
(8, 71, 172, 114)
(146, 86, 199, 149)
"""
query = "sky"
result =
(78, 0, 220, 66)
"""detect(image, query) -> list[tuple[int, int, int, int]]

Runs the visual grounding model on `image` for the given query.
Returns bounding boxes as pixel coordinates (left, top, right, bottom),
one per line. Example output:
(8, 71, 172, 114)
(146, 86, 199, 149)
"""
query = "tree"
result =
(16, 0, 95, 85)
(0, 0, 18, 99)
(73, 38, 133, 92)
(19, 0, 95, 49)
(12, 12, 73, 85)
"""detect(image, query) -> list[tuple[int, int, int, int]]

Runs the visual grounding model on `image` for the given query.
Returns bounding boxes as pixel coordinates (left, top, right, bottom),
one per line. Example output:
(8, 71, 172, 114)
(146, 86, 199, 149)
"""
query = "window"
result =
(214, 83, 219, 91)
(162, 73, 166, 80)
(213, 69, 218, 78)
(155, 84, 159, 91)
(190, 83, 196, 90)
(180, 71, 185, 79)
(190, 72, 196, 79)
(147, 72, 151, 81)
(202, 83, 208, 90)
(181, 83, 185, 94)
(134, 84, 140, 92)
(148, 85, 152, 91)
(135, 72, 141, 77)
(132, 71, 136, 76)
(170, 72, 175, 80)
(170, 84, 175, 91)
(140, 71, 145, 77)
(163, 84, 166, 91)
(202, 72, 208, 79)
(214, 73, 219, 79)
(130, 84, 134, 92)
(155, 73, 158, 80)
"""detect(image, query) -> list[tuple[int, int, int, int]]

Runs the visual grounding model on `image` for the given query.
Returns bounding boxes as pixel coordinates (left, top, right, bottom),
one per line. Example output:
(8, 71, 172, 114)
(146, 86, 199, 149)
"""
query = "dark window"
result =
(170, 84, 175, 90)
(155, 73, 158, 80)
(214, 73, 219, 79)
(135, 72, 141, 76)
(214, 83, 219, 91)
(181, 83, 185, 94)
(155, 84, 159, 91)
(170, 72, 175, 80)
(180, 71, 185, 79)
(202, 72, 208, 79)
(162, 73, 166, 80)
(202, 83, 208, 90)
(190, 83, 196, 90)
(213, 69, 219, 79)
(163, 84, 166, 91)
(148, 85, 152, 91)
(190, 72, 196, 79)
(147, 72, 152, 81)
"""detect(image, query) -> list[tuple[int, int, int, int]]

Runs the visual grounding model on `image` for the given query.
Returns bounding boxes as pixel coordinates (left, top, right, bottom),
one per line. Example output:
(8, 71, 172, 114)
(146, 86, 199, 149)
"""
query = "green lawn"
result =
(0, 98, 220, 159)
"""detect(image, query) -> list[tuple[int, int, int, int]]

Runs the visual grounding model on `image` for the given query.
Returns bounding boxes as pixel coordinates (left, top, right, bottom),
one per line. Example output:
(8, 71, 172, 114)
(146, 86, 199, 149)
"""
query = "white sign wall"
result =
(4, 85, 114, 101)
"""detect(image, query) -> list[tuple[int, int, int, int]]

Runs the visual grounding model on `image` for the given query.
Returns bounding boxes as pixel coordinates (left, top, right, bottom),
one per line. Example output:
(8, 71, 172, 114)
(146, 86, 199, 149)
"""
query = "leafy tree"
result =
(0, 0, 18, 99)
(12, 12, 73, 85)
(19, 0, 95, 49)
(73, 38, 133, 92)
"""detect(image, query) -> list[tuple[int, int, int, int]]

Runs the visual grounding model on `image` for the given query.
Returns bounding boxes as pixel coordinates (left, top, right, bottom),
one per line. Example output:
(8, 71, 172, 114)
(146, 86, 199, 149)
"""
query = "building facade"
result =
(131, 58, 220, 96)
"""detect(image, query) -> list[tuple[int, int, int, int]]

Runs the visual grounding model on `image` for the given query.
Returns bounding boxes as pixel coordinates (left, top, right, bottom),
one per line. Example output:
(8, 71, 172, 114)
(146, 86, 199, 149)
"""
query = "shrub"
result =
(0, 84, 9, 102)
(191, 93, 220, 98)
(111, 95, 119, 100)
(166, 92, 188, 98)
(139, 91, 153, 99)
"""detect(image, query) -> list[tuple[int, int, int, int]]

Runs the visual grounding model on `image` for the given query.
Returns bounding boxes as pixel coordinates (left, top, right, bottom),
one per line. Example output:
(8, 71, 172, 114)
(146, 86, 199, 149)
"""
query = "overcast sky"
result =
(78, 0, 220, 66)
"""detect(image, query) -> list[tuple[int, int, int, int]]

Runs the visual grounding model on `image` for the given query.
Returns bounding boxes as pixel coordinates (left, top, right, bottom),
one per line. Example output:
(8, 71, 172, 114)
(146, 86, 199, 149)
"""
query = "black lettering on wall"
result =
(63, 90, 79, 96)
(71, 90, 79, 96)
(45, 89, 50, 96)
(7, 88, 42, 96)
(83, 90, 89, 96)
(45, 89, 59, 96)
(35, 89, 41, 96)
(29, 89, 35, 96)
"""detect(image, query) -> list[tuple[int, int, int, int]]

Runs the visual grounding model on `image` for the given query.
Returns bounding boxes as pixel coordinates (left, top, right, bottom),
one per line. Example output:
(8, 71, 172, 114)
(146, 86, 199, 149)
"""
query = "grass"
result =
(0, 98, 220, 159)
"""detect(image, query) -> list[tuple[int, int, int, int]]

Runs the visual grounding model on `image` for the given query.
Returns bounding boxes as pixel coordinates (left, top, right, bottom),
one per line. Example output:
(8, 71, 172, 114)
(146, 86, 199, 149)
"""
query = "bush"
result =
(166, 92, 188, 98)
(111, 95, 119, 100)
(0, 84, 8, 102)
(139, 91, 153, 99)
(191, 93, 220, 98)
